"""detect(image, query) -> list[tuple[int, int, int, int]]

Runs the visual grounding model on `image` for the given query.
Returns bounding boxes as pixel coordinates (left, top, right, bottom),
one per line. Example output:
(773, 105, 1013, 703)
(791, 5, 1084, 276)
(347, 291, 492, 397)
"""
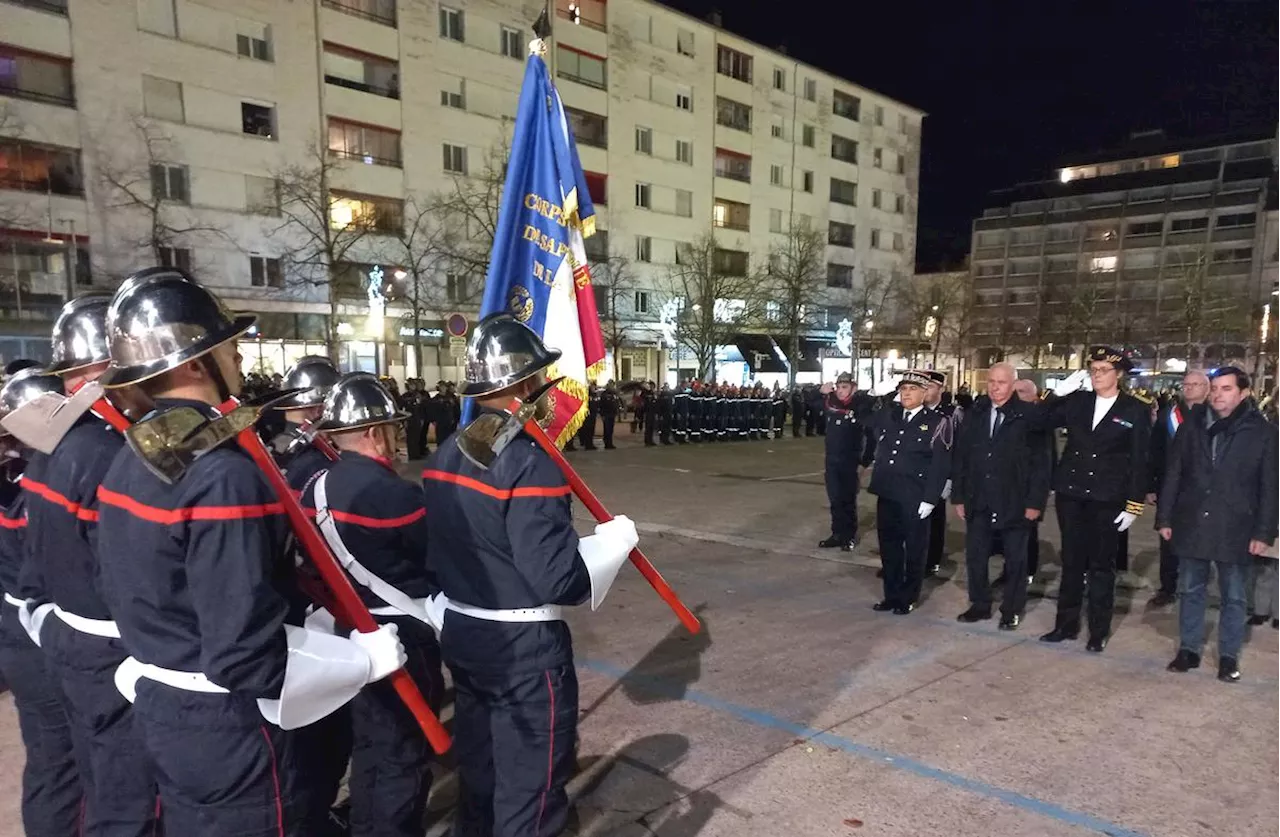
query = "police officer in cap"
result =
(301, 372, 444, 837)
(96, 267, 406, 836)
(0, 368, 84, 836)
(20, 293, 161, 836)
(1031, 345, 1150, 652)
(864, 370, 953, 614)
(422, 313, 638, 837)
(271, 355, 341, 489)
(818, 373, 872, 551)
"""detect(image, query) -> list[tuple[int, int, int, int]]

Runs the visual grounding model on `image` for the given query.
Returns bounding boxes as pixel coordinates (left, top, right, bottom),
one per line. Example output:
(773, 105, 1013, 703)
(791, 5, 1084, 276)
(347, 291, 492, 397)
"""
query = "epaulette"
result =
(1132, 391, 1155, 406)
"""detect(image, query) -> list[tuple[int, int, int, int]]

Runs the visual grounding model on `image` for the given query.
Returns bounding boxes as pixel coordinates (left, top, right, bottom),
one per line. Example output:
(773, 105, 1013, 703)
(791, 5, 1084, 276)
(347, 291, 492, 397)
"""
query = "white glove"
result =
(1113, 511, 1137, 532)
(595, 515, 639, 554)
(940, 479, 952, 500)
(917, 502, 934, 519)
(19, 601, 54, 648)
(349, 624, 407, 683)
(1052, 369, 1090, 397)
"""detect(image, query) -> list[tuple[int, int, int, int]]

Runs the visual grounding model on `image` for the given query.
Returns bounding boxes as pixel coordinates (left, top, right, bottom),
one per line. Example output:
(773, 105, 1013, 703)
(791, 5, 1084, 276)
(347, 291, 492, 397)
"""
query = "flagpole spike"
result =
(532, 8, 552, 39)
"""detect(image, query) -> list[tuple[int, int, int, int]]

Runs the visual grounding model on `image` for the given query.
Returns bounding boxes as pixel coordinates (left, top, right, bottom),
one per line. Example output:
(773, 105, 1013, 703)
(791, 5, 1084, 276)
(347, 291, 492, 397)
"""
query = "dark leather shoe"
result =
(1247, 614, 1268, 626)
(840, 540, 854, 552)
(1148, 591, 1177, 607)
(957, 606, 992, 623)
(1218, 657, 1241, 682)
(892, 603, 916, 615)
(872, 600, 895, 612)
(998, 614, 1021, 631)
(1166, 649, 1200, 672)
(1086, 635, 1109, 653)
(818, 536, 842, 548)
(1039, 626, 1079, 643)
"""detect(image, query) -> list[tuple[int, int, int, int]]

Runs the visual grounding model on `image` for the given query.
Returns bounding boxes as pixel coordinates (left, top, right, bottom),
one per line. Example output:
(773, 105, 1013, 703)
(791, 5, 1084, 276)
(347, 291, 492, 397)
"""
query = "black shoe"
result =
(1166, 649, 1201, 672)
(818, 535, 842, 549)
(1039, 626, 1079, 643)
(957, 606, 992, 623)
(1247, 614, 1268, 626)
(1148, 591, 1177, 608)
(872, 600, 895, 612)
(892, 603, 916, 615)
(1086, 635, 1109, 653)
(1218, 657, 1241, 682)
(604, 445, 616, 450)
(998, 614, 1021, 631)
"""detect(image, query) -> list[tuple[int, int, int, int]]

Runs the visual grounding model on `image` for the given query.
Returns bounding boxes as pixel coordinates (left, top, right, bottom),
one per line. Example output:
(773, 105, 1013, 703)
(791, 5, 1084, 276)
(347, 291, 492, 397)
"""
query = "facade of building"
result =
(1, 0, 922, 383)
(968, 130, 1277, 382)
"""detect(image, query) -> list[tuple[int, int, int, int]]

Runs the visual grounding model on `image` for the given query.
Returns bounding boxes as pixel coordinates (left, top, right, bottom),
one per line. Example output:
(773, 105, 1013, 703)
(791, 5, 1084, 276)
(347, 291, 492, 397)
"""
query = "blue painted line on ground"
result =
(579, 656, 1151, 837)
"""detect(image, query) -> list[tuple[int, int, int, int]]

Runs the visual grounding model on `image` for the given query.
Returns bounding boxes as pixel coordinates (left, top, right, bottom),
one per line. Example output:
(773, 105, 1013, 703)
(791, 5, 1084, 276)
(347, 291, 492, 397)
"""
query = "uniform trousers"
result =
(42, 617, 158, 837)
(295, 704, 352, 831)
(876, 498, 929, 607)
(824, 460, 860, 542)
(0, 613, 81, 836)
(449, 663, 579, 837)
(578, 414, 598, 449)
(964, 513, 1031, 619)
(927, 503, 947, 569)
(1054, 496, 1121, 638)
(601, 414, 616, 448)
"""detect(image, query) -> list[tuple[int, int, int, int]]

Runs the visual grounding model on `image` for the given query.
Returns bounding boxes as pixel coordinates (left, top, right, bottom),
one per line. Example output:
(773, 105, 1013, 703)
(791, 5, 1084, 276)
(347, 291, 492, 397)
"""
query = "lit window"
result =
(1090, 256, 1117, 273)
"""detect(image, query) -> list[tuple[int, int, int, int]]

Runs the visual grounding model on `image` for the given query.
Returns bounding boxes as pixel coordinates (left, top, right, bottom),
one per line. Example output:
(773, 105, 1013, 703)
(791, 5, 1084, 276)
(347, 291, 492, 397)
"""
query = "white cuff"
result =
(578, 516, 638, 610)
(940, 479, 952, 500)
(257, 625, 371, 730)
(19, 601, 54, 647)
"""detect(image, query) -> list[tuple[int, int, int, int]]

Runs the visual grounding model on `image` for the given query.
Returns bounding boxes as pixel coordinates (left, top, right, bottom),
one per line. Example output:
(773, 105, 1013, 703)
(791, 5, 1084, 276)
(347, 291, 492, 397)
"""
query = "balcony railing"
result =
(0, 80, 75, 108)
(5, 0, 68, 14)
(329, 147, 402, 168)
(324, 74, 400, 100)
(556, 7, 605, 31)
(321, 0, 396, 27)
(557, 70, 606, 90)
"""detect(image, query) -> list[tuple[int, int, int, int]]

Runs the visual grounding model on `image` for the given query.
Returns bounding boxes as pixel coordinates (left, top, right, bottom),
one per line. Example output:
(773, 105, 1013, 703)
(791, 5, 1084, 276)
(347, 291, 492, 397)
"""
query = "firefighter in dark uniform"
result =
(17, 293, 161, 836)
(578, 382, 600, 450)
(672, 383, 689, 443)
(641, 382, 657, 446)
(864, 370, 952, 614)
(436, 381, 461, 446)
(1031, 346, 1151, 652)
(270, 355, 341, 488)
(687, 382, 703, 442)
(790, 386, 804, 437)
(818, 373, 872, 551)
(600, 381, 621, 449)
(657, 383, 674, 445)
(95, 267, 406, 837)
(0, 369, 83, 837)
(422, 314, 638, 837)
(301, 372, 444, 837)
(924, 371, 963, 577)
(772, 386, 788, 439)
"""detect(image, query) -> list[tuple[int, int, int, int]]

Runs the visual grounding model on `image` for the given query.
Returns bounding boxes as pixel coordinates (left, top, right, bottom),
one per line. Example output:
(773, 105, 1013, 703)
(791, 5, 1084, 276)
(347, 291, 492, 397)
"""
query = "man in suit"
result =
(864, 370, 952, 614)
(951, 363, 1053, 630)
(1032, 346, 1151, 652)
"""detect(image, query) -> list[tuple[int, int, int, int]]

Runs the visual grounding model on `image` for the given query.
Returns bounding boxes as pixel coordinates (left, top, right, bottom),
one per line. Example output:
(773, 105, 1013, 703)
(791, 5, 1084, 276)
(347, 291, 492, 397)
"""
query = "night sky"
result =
(663, 0, 1279, 271)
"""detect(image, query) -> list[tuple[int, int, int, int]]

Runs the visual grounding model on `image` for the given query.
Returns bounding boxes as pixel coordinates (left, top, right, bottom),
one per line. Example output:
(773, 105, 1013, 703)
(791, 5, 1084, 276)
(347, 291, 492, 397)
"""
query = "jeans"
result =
(1178, 557, 1249, 660)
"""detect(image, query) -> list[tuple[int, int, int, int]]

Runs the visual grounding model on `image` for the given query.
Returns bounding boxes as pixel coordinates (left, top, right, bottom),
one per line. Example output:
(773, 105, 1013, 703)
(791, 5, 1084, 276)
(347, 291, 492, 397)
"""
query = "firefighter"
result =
(270, 354, 342, 488)
(95, 267, 405, 836)
(422, 313, 637, 837)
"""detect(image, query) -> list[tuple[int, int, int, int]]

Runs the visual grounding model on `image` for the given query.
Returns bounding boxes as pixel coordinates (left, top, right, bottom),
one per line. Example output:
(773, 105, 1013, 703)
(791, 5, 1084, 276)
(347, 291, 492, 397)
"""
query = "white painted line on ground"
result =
(760, 471, 823, 482)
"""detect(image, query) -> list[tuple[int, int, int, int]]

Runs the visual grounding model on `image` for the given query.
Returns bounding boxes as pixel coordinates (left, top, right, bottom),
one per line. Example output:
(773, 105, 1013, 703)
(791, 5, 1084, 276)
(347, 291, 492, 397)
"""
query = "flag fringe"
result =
(548, 363, 588, 448)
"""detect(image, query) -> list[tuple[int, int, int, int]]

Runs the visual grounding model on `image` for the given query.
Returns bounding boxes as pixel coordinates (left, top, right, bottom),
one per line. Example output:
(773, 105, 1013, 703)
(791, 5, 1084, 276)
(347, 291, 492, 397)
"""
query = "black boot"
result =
(1039, 625, 1079, 643)
(1166, 649, 1200, 672)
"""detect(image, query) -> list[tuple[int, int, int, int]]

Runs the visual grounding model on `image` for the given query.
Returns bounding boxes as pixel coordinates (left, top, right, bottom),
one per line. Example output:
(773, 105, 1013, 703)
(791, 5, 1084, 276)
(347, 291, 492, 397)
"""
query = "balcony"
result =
(713, 199, 750, 232)
(0, 48, 75, 107)
(6, 0, 68, 13)
(713, 148, 751, 183)
(322, 0, 396, 27)
(555, 0, 605, 31)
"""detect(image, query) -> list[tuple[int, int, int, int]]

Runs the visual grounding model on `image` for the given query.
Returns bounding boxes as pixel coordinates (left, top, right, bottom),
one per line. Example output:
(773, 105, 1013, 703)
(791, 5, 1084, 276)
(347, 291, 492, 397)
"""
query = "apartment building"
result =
(969, 130, 1277, 378)
(0, 0, 922, 383)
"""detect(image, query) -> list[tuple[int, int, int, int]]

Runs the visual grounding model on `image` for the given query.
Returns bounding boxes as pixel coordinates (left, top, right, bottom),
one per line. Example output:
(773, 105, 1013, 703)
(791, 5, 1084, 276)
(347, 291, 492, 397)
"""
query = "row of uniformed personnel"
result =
(0, 267, 639, 837)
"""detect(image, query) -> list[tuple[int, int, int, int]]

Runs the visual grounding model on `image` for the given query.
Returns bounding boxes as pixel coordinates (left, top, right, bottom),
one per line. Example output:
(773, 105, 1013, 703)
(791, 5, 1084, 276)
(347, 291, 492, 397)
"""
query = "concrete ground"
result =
(1, 425, 1276, 836)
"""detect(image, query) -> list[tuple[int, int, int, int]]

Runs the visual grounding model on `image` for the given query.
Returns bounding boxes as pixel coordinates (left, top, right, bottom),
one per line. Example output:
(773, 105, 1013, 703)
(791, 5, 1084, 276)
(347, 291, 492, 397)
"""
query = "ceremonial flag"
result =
(462, 39, 606, 446)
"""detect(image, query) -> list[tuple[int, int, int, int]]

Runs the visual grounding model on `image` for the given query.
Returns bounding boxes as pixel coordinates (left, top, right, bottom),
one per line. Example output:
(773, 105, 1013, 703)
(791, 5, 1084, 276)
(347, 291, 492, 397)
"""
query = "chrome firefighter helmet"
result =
(317, 372, 408, 432)
(102, 267, 256, 388)
(0, 368, 65, 438)
(462, 313, 561, 397)
(49, 293, 112, 375)
(272, 355, 341, 410)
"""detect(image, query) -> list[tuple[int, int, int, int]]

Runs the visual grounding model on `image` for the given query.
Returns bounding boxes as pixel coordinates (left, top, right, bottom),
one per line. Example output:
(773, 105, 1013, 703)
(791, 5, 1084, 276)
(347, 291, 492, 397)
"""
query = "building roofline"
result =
(1056, 128, 1276, 169)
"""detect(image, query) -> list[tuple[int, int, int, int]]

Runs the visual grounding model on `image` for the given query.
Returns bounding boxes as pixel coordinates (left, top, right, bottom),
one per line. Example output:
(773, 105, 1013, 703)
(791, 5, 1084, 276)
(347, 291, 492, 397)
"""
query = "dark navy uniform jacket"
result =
(0, 488, 28, 600)
(97, 399, 294, 698)
(422, 420, 589, 676)
(1029, 391, 1151, 507)
(824, 391, 873, 462)
(301, 451, 435, 612)
(866, 406, 952, 506)
(275, 423, 333, 493)
(21, 417, 123, 621)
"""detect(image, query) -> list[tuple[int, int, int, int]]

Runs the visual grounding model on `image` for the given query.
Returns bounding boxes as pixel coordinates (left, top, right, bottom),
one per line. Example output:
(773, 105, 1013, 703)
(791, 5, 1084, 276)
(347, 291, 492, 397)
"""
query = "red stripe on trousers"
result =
(259, 726, 285, 837)
(535, 670, 556, 833)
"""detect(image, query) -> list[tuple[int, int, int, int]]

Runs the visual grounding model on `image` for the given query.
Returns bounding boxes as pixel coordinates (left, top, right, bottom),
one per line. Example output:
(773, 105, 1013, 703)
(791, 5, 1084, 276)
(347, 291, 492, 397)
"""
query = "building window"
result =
(832, 90, 860, 121)
(826, 263, 853, 288)
(564, 107, 607, 148)
(245, 175, 279, 215)
(770, 118, 784, 139)
(150, 164, 190, 203)
(328, 192, 403, 233)
(159, 247, 193, 273)
(676, 28, 695, 57)
(894, 194, 905, 214)
(872, 147, 883, 169)
(772, 66, 786, 91)
(500, 26, 522, 58)
(633, 290, 650, 314)
(803, 78, 816, 101)
(871, 188, 882, 209)
(0, 139, 83, 196)
(714, 148, 751, 182)
(440, 76, 465, 109)
(321, 0, 397, 27)
(715, 45, 753, 83)
(635, 126, 652, 155)
(635, 235, 651, 262)
(1211, 247, 1253, 263)
(1127, 220, 1162, 237)
(799, 125, 815, 149)
(1090, 255, 1118, 273)
(584, 171, 607, 205)
(439, 6, 464, 41)
(442, 143, 467, 174)
(323, 43, 399, 99)
(892, 232, 904, 251)
(675, 139, 693, 164)
(675, 189, 692, 217)
(770, 164, 783, 186)
(769, 208, 784, 233)
(142, 75, 184, 122)
(0, 46, 75, 107)
(869, 229, 881, 249)
(446, 273, 469, 302)
(236, 21, 272, 61)
(898, 113, 909, 133)
(715, 97, 752, 132)
(713, 199, 750, 231)
(828, 221, 854, 247)
(874, 105, 884, 126)
(1216, 212, 1254, 229)
(829, 177, 857, 206)
(635, 182, 651, 209)
(802, 170, 814, 193)
(675, 86, 692, 111)
(557, 45, 606, 89)
(897, 154, 906, 174)
(714, 248, 748, 276)
(328, 118, 401, 167)
(831, 134, 858, 165)
(250, 255, 283, 288)
(556, 0, 606, 30)
(1170, 216, 1208, 233)
(241, 102, 275, 138)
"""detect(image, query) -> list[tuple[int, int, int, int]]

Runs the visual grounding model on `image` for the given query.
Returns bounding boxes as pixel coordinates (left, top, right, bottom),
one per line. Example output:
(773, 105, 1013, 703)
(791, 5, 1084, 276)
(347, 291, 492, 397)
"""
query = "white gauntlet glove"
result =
(917, 502, 935, 520)
(1113, 511, 1137, 533)
(1052, 369, 1090, 397)
(349, 623, 407, 683)
(578, 514, 639, 611)
(940, 480, 952, 501)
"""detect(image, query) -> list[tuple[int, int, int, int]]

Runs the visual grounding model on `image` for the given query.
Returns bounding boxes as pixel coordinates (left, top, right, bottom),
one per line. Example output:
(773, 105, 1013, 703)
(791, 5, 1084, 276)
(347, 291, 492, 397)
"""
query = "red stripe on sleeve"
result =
(97, 486, 285, 524)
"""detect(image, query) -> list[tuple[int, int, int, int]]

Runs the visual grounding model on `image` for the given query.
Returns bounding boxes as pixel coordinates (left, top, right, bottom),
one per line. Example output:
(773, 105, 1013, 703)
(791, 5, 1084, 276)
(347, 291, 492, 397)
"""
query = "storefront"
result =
(237, 312, 331, 378)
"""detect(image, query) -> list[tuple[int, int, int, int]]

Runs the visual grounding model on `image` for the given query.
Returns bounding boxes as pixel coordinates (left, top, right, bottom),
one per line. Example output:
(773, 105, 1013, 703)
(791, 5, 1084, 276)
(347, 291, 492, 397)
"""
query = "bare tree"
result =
(944, 273, 979, 382)
(589, 252, 638, 381)
(1015, 283, 1068, 369)
(657, 231, 765, 382)
(1165, 248, 1245, 363)
(382, 192, 453, 376)
(1061, 272, 1112, 359)
(429, 139, 509, 285)
(849, 268, 895, 384)
(766, 220, 826, 386)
